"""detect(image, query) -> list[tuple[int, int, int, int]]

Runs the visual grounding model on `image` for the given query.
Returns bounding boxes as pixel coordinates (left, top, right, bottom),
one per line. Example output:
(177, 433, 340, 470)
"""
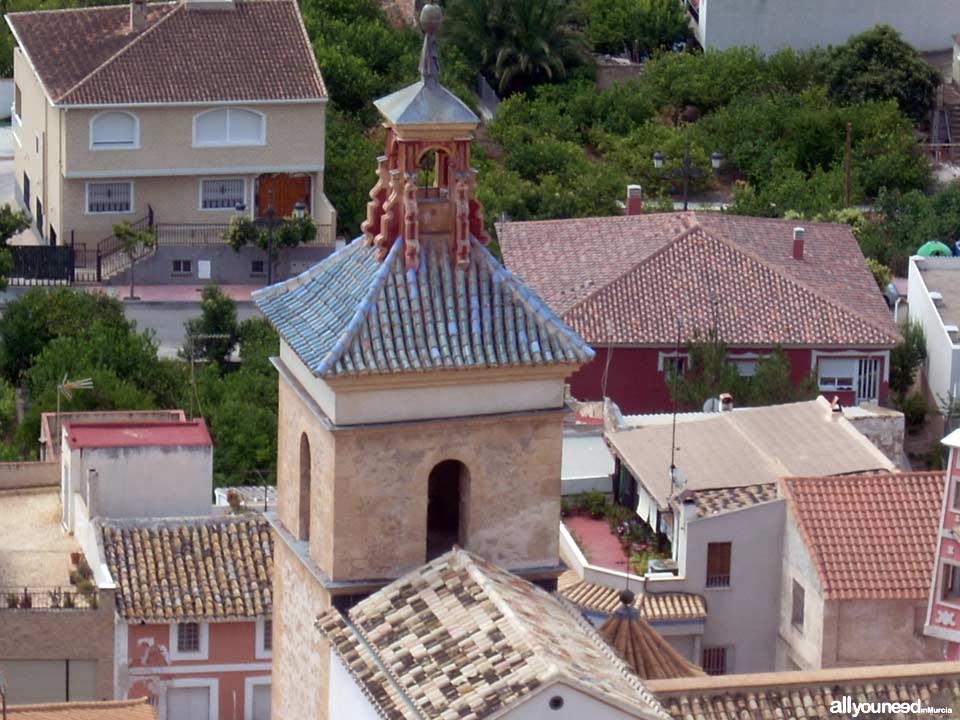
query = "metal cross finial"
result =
(418, 3, 442, 84)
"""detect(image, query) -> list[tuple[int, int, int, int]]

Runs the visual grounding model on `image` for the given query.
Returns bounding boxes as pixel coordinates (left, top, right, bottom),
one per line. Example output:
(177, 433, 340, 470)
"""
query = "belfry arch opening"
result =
(426, 459, 469, 560)
(417, 148, 450, 198)
(298, 433, 311, 542)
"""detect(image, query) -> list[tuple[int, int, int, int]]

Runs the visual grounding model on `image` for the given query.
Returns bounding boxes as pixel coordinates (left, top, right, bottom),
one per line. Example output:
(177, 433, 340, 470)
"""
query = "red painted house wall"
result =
(569, 346, 885, 414)
(125, 620, 269, 720)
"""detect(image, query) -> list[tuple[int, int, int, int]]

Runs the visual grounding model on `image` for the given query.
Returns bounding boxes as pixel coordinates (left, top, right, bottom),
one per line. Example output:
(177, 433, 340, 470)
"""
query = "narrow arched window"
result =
(90, 111, 138, 149)
(426, 460, 469, 560)
(298, 433, 311, 541)
(193, 108, 265, 146)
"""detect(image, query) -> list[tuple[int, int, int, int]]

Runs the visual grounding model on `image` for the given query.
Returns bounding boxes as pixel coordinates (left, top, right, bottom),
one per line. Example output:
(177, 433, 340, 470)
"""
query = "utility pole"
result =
(844, 122, 853, 208)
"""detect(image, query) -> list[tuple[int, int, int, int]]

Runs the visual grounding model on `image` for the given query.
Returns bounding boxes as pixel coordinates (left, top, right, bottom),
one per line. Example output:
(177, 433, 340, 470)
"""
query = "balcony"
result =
(0, 586, 98, 610)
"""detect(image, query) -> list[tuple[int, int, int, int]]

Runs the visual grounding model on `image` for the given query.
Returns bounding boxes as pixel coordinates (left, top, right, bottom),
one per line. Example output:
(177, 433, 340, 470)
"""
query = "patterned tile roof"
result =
(781, 471, 944, 600)
(7, 0, 325, 105)
(687, 483, 780, 518)
(558, 571, 707, 621)
(316, 548, 669, 719)
(254, 235, 594, 378)
(100, 516, 273, 622)
(648, 662, 960, 720)
(599, 602, 706, 680)
(7, 699, 157, 720)
(499, 213, 898, 347)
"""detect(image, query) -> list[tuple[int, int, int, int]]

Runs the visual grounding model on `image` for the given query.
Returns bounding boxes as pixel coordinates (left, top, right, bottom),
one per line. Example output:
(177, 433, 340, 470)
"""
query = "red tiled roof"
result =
(63, 420, 212, 449)
(498, 213, 899, 347)
(8, 699, 156, 720)
(781, 472, 945, 600)
(7, 0, 325, 105)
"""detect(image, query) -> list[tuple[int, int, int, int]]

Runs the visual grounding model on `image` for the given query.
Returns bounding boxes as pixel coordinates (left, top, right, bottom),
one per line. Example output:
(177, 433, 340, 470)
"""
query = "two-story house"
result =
(500, 209, 900, 414)
(6, 0, 336, 284)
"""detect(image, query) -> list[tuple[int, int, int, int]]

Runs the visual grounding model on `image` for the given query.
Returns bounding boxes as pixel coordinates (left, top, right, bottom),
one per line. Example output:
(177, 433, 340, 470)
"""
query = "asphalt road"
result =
(125, 302, 263, 358)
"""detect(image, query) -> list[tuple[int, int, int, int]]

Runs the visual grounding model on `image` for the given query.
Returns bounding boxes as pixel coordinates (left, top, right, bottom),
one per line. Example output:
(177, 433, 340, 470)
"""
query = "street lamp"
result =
(293, 200, 306, 220)
(653, 137, 723, 211)
(235, 197, 282, 285)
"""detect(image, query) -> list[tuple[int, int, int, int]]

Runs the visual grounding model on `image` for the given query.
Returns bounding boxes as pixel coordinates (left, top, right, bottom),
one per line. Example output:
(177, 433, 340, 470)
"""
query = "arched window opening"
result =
(90, 111, 138, 149)
(416, 148, 449, 199)
(426, 459, 469, 560)
(193, 108, 265, 146)
(298, 433, 311, 542)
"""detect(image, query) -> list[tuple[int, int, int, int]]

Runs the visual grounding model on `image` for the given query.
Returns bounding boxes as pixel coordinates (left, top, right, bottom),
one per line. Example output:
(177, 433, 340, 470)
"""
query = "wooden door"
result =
(257, 174, 311, 218)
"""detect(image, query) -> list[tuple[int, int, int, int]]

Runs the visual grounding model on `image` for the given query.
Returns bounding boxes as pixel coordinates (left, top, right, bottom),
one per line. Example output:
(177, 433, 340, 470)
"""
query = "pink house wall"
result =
(125, 620, 269, 719)
(569, 346, 887, 414)
(928, 450, 960, 652)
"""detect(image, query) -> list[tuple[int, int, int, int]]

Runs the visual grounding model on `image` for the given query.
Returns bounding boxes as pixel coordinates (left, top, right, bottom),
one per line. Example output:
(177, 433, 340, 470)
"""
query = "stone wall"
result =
(844, 406, 906, 468)
(0, 461, 58, 490)
(0, 589, 115, 700)
(272, 536, 331, 720)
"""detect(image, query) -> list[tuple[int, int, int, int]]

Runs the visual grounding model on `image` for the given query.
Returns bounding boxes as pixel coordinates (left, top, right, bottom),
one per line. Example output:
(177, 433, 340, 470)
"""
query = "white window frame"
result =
(85, 181, 134, 215)
(169, 621, 210, 661)
(192, 108, 266, 147)
(938, 559, 960, 610)
(160, 677, 218, 720)
(657, 350, 689, 373)
(254, 616, 272, 659)
(243, 675, 271, 720)
(89, 110, 140, 150)
(199, 177, 246, 211)
(816, 357, 858, 392)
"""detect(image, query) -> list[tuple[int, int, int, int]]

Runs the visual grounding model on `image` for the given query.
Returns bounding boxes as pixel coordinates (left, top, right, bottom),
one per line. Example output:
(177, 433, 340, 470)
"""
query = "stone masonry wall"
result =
(272, 538, 331, 720)
(0, 589, 116, 699)
(845, 409, 906, 468)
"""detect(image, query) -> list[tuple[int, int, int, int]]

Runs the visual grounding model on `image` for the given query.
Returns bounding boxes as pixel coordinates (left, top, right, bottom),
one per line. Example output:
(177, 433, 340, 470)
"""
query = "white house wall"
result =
(327, 649, 382, 720)
(777, 508, 827, 670)
(698, 0, 960, 52)
(908, 257, 960, 409)
(73, 444, 212, 520)
(506, 682, 644, 720)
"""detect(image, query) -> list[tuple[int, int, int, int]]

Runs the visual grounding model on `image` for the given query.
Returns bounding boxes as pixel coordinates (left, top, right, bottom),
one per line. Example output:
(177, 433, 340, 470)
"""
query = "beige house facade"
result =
(7, 0, 333, 267)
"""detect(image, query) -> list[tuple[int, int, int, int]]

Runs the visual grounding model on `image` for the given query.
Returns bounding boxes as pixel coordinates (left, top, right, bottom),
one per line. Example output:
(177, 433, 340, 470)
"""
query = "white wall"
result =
(908, 257, 960, 409)
(66, 443, 212, 522)
(328, 649, 382, 720)
(699, 0, 960, 52)
(777, 509, 827, 669)
(279, 341, 568, 425)
(507, 682, 644, 720)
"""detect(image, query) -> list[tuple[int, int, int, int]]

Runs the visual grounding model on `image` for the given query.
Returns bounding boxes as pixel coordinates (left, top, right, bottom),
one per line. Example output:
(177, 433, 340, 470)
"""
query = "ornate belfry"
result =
(360, 3, 489, 270)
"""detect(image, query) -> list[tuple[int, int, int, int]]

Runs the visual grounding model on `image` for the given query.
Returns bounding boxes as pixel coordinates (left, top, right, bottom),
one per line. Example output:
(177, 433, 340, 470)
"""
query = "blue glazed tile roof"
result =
(253, 236, 594, 378)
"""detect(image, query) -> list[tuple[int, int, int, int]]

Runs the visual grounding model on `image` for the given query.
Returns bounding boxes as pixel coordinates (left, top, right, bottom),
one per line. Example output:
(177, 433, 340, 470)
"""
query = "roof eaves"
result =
(290, 0, 327, 97)
(4, 14, 56, 105)
(55, 2, 184, 105)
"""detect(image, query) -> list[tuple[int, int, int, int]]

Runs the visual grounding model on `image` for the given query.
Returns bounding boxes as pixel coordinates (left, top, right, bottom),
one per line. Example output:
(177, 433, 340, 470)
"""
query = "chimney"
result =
(719, 392, 734, 412)
(130, 0, 147, 31)
(792, 226, 805, 261)
(626, 184, 643, 216)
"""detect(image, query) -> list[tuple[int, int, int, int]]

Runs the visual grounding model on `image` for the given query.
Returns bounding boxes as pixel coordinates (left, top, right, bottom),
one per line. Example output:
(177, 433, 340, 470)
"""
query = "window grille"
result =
(202, 178, 244, 209)
(87, 182, 131, 213)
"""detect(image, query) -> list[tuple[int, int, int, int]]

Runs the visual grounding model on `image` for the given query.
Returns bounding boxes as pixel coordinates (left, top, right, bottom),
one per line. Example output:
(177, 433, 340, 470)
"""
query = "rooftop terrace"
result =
(0, 488, 78, 588)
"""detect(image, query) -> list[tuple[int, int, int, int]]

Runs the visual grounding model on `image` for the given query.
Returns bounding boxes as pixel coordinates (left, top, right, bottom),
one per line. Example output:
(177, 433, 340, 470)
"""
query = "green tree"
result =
(445, 0, 588, 94)
(112, 220, 156, 301)
(667, 330, 743, 411)
(324, 109, 382, 236)
(0, 204, 31, 289)
(745, 347, 818, 405)
(0, 287, 130, 382)
(889, 318, 926, 398)
(182, 284, 240, 369)
(826, 25, 939, 122)
(581, 0, 688, 62)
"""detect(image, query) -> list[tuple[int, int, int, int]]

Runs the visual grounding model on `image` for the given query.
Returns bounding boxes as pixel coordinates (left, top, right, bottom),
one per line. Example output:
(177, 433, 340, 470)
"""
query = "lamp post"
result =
(653, 136, 723, 211)
(235, 200, 283, 285)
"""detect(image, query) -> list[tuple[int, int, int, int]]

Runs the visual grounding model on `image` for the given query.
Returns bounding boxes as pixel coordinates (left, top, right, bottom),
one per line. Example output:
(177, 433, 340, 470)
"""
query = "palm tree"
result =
(444, 0, 588, 95)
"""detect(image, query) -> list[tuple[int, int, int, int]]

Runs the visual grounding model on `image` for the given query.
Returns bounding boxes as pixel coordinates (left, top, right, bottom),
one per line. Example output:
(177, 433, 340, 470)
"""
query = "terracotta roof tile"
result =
(498, 213, 898, 347)
(317, 548, 669, 719)
(781, 471, 944, 600)
(599, 603, 705, 680)
(558, 571, 707, 621)
(7, 0, 325, 105)
(8, 699, 156, 720)
(648, 662, 960, 720)
(100, 516, 273, 622)
(688, 483, 780, 518)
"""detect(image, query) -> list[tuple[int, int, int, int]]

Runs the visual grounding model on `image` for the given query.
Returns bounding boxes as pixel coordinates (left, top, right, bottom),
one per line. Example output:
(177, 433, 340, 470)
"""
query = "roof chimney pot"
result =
(626, 185, 643, 216)
(792, 227, 805, 261)
(130, 0, 147, 31)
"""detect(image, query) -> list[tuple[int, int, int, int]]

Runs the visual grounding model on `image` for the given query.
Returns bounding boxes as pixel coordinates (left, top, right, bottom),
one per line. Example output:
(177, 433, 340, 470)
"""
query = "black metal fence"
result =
(8, 245, 75, 285)
(0, 586, 99, 610)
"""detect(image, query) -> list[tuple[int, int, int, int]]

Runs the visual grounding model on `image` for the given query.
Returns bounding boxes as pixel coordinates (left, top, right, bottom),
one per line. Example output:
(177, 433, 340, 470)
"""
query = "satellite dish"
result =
(703, 397, 720, 413)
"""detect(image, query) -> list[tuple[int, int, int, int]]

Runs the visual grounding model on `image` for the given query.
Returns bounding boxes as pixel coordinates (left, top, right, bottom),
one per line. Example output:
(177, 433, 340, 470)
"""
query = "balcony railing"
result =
(154, 221, 335, 247)
(0, 586, 99, 610)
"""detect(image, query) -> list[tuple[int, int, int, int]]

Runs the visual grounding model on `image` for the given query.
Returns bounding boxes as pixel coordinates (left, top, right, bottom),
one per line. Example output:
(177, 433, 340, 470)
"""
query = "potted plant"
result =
(70, 551, 82, 565)
(6, 592, 19, 609)
(62, 592, 75, 609)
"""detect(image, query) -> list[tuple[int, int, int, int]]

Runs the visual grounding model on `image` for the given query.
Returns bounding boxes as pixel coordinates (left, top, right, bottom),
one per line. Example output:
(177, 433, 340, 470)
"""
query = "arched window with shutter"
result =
(89, 111, 139, 149)
(193, 108, 266, 147)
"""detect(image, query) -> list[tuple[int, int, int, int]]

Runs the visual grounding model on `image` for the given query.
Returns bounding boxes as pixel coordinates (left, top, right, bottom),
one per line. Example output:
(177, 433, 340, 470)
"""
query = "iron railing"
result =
(0, 586, 99, 610)
(8, 246, 74, 286)
(95, 206, 154, 282)
(154, 221, 335, 247)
